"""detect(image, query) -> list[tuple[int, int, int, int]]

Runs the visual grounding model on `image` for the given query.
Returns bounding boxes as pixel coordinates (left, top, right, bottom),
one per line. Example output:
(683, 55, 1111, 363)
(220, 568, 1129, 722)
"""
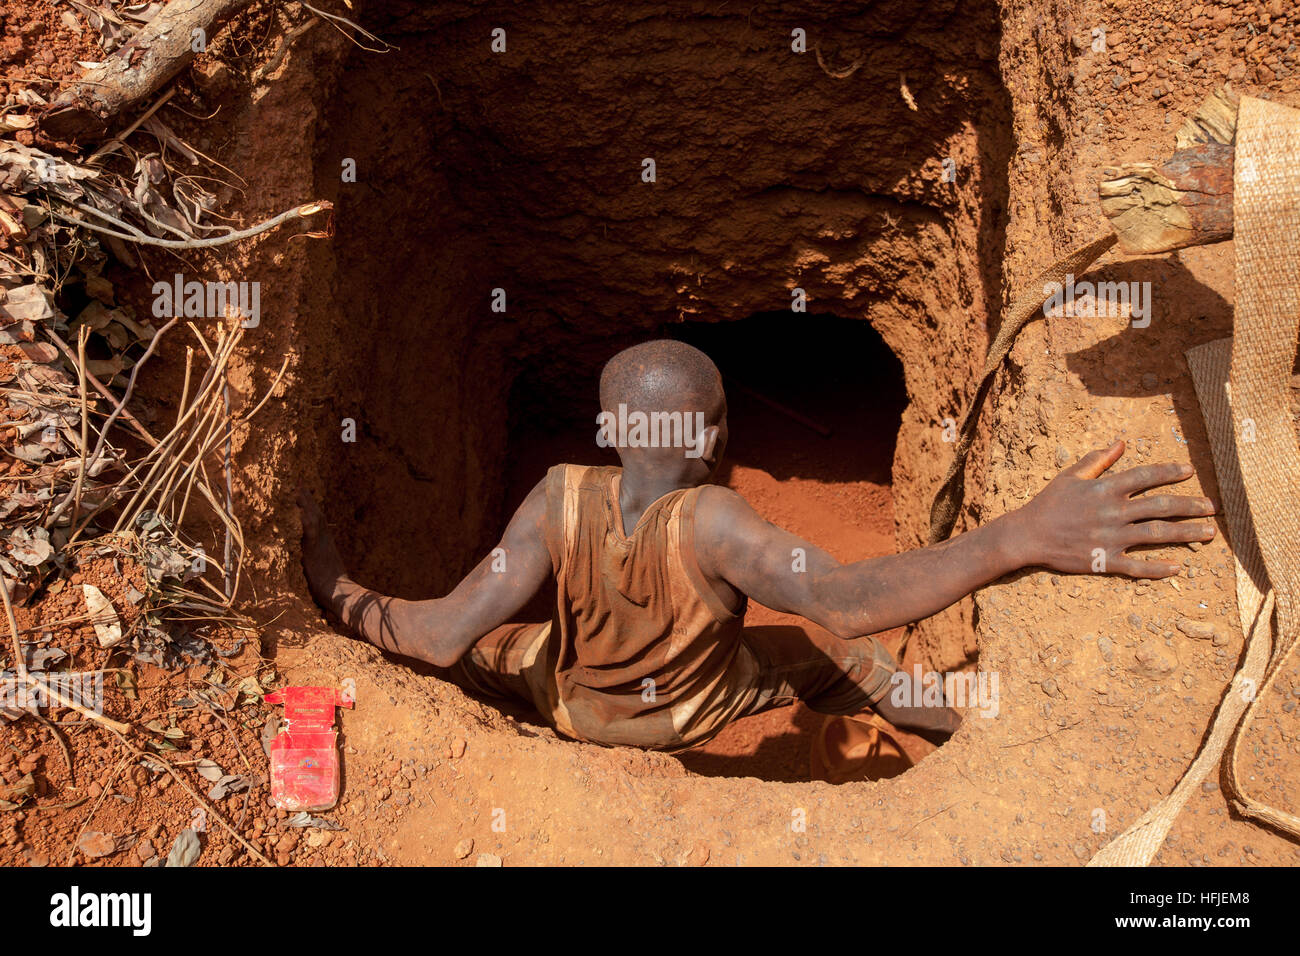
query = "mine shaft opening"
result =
(504, 311, 905, 496)
(296, 0, 1011, 783)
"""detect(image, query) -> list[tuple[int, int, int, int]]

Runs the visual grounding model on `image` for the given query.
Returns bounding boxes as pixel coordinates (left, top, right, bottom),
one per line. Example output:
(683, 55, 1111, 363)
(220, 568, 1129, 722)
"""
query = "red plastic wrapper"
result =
(263, 684, 354, 812)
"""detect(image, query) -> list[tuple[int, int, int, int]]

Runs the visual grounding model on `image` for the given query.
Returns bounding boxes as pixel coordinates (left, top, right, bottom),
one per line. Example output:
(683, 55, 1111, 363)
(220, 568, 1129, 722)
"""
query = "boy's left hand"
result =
(1012, 440, 1217, 578)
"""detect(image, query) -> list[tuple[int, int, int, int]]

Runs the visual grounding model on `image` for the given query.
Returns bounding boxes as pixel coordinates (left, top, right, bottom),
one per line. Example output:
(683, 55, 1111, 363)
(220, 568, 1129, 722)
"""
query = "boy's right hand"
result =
(1011, 440, 1217, 578)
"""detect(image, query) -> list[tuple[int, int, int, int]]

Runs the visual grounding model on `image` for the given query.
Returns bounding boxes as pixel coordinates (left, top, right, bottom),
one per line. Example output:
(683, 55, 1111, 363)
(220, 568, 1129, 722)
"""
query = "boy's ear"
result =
(697, 424, 721, 464)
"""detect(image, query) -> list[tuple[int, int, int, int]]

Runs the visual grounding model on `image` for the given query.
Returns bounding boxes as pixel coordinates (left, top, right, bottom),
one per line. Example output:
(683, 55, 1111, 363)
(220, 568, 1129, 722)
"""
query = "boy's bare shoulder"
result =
(694, 484, 761, 543)
(696, 483, 748, 514)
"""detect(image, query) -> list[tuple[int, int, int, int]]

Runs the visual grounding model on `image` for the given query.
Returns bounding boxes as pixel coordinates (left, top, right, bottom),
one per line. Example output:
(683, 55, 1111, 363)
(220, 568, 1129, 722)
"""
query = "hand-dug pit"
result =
(269, 0, 1013, 849)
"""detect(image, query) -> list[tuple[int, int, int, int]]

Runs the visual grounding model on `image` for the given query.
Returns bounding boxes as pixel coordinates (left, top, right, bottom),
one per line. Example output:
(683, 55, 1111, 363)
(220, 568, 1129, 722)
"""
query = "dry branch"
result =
(1099, 87, 1239, 255)
(52, 200, 334, 250)
(38, 0, 259, 142)
(1100, 143, 1234, 254)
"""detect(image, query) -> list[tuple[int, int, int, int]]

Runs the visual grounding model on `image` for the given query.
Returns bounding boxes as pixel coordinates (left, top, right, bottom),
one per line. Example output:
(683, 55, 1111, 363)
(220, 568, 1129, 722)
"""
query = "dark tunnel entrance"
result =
(502, 312, 907, 514)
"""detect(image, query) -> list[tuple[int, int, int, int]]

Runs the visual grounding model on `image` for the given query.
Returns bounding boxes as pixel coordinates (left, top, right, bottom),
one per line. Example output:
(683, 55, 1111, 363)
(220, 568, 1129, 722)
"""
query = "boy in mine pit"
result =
(299, 339, 1217, 781)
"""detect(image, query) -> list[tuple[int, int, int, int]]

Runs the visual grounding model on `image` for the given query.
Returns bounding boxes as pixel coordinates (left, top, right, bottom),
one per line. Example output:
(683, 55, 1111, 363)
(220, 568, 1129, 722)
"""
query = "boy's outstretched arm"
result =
(299, 479, 553, 667)
(695, 441, 1217, 641)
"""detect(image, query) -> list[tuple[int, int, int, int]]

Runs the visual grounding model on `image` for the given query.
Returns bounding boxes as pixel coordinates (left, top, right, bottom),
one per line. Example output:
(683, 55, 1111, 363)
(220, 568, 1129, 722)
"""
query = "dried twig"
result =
(222, 371, 233, 597)
(34, 712, 74, 784)
(46, 329, 158, 448)
(39, 0, 261, 142)
(86, 87, 177, 165)
(1, 576, 26, 681)
(48, 317, 179, 530)
(51, 200, 333, 249)
(69, 326, 90, 530)
(300, 1, 394, 54)
(66, 752, 130, 865)
(814, 43, 863, 79)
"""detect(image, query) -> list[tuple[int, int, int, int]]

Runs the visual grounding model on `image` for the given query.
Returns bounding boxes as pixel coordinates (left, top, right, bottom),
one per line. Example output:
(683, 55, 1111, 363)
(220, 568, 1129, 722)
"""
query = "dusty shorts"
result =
(436, 620, 899, 752)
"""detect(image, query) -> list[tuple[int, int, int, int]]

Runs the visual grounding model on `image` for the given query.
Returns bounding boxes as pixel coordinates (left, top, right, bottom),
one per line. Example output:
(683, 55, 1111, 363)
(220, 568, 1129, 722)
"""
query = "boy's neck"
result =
(616, 464, 704, 530)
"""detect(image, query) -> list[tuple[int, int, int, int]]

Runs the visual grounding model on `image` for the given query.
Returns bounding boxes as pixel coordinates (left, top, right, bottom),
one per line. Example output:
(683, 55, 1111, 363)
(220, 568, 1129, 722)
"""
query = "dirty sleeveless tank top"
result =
(539, 463, 748, 750)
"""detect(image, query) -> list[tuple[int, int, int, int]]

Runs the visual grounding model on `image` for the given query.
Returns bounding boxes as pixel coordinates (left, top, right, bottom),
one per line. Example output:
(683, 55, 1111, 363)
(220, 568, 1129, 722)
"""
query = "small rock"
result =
(77, 831, 117, 859)
(454, 838, 474, 859)
(1177, 618, 1217, 641)
(1041, 678, 1061, 698)
(476, 853, 502, 867)
(1133, 638, 1177, 677)
(448, 738, 467, 759)
(134, 840, 155, 862)
(681, 842, 710, 867)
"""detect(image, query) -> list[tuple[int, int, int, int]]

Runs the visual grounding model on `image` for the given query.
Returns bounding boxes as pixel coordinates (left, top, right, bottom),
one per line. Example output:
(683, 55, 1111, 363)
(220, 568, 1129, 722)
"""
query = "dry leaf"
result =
(85, 356, 125, 379)
(82, 583, 124, 647)
(0, 772, 35, 809)
(8, 528, 52, 566)
(25, 646, 67, 671)
(0, 284, 53, 324)
(0, 114, 35, 134)
(165, 828, 201, 867)
(15, 342, 58, 364)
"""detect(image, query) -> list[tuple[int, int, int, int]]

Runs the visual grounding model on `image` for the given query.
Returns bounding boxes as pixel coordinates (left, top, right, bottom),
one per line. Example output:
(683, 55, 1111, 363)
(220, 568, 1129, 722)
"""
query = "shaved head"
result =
(600, 339, 725, 423)
(597, 339, 728, 473)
